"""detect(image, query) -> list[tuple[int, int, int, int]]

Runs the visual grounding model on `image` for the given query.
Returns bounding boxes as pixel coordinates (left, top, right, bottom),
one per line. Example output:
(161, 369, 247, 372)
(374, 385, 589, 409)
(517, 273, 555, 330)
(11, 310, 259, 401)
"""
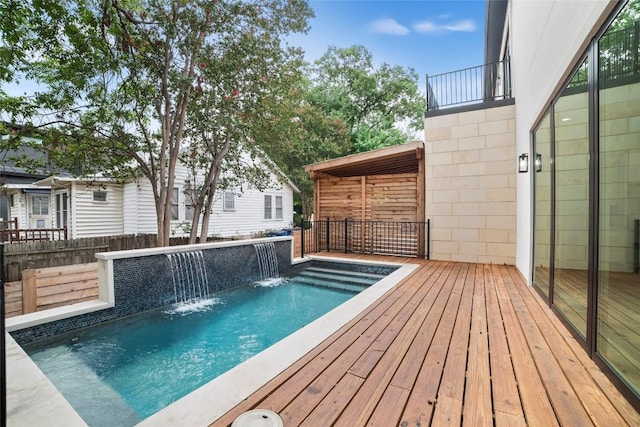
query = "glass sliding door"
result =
(531, 0, 640, 403)
(553, 58, 590, 339)
(597, 1, 640, 397)
(533, 113, 552, 298)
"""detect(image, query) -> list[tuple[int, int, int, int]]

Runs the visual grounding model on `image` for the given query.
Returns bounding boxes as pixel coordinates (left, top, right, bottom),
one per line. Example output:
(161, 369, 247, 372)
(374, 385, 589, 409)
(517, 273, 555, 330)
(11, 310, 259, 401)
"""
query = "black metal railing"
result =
(426, 59, 512, 111)
(300, 219, 430, 259)
(570, 22, 640, 89)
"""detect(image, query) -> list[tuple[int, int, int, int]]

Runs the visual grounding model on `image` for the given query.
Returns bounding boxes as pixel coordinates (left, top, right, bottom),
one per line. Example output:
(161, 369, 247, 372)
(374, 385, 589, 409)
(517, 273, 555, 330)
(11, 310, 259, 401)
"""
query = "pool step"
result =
(297, 270, 380, 286)
(291, 276, 369, 293)
(304, 267, 386, 281)
(290, 267, 385, 293)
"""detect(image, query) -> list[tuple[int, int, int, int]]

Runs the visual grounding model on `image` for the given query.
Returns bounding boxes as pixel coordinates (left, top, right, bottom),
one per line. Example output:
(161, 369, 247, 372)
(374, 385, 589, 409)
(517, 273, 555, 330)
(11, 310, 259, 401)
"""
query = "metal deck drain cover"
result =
(231, 409, 284, 427)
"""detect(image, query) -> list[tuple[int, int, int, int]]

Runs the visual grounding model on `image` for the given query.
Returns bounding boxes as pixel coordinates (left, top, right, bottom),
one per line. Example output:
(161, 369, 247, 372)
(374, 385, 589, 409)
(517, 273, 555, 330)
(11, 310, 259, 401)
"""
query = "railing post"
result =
(425, 74, 430, 110)
(0, 243, 5, 426)
(326, 218, 330, 252)
(300, 219, 305, 258)
(344, 218, 348, 253)
(634, 219, 639, 274)
(635, 21, 639, 75)
(427, 219, 431, 260)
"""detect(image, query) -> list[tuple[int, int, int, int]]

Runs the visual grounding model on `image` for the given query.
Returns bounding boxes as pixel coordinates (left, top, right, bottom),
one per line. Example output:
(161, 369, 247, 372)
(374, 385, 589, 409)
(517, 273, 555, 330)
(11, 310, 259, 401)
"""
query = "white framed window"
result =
(185, 204, 195, 221)
(32, 195, 49, 214)
(171, 188, 179, 220)
(264, 195, 272, 219)
(223, 191, 235, 211)
(275, 196, 283, 219)
(92, 190, 107, 202)
(185, 187, 196, 221)
(55, 192, 69, 228)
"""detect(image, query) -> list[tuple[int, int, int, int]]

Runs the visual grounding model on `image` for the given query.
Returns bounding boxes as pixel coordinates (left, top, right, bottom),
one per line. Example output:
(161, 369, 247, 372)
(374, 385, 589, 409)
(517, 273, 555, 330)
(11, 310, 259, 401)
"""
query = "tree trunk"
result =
(198, 184, 216, 243)
(188, 198, 203, 244)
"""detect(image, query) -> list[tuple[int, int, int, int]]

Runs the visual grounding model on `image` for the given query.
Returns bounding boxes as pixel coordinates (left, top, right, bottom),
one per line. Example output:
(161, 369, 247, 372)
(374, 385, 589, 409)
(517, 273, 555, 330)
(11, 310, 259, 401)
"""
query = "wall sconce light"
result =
(535, 153, 542, 172)
(518, 153, 529, 173)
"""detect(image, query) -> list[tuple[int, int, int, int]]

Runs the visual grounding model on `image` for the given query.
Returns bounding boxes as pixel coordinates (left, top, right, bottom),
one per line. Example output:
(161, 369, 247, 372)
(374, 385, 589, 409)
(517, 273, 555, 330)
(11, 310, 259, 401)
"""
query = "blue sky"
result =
(288, 0, 487, 92)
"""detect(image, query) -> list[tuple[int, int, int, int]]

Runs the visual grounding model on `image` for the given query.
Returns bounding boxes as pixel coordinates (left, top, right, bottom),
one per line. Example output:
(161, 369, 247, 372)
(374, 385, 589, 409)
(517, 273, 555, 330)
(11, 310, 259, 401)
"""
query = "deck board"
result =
(463, 264, 492, 427)
(493, 264, 561, 427)
(211, 257, 640, 426)
(484, 265, 525, 424)
(392, 262, 467, 424)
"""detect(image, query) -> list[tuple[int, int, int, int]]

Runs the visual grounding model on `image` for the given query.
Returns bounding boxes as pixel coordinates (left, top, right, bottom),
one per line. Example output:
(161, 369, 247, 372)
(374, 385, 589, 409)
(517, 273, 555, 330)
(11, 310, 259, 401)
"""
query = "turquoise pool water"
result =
(23, 266, 384, 426)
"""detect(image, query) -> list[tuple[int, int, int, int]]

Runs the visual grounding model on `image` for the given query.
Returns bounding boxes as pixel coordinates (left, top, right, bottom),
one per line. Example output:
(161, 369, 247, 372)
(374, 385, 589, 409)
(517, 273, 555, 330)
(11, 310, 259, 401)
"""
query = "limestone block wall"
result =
(554, 89, 589, 272)
(424, 104, 516, 264)
(598, 82, 640, 273)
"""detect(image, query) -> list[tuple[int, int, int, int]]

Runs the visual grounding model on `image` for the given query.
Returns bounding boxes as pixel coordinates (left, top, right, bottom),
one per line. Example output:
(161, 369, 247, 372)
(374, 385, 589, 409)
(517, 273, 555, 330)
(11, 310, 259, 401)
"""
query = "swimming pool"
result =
(21, 264, 388, 426)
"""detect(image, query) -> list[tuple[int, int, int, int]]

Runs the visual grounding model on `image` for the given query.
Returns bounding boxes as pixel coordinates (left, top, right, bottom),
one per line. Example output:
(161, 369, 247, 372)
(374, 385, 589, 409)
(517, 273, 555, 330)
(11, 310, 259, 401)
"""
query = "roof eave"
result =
(304, 141, 424, 173)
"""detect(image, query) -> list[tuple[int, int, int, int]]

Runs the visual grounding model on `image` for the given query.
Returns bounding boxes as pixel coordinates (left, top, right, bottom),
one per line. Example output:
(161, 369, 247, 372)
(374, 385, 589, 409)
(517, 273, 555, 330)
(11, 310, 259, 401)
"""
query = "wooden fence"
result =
(0, 233, 210, 283)
(5, 280, 23, 318)
(2, 233, 273, 318)
(5, 263, 99, 318)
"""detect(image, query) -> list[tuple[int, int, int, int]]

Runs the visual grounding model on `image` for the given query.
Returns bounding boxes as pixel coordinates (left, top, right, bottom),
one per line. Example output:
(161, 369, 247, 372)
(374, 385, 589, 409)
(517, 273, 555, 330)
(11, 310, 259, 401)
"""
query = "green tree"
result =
(263, 46, 424, 218)
(259, 87, 352, 219)
(0, 0, 312, 245)
(308, 45, 425, 153)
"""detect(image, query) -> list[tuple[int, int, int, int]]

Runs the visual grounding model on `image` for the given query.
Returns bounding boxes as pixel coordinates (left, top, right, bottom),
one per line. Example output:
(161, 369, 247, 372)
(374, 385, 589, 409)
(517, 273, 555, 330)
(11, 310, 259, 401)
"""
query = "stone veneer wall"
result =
(424, 104, 517, 264)
(11, 239, 292, 344)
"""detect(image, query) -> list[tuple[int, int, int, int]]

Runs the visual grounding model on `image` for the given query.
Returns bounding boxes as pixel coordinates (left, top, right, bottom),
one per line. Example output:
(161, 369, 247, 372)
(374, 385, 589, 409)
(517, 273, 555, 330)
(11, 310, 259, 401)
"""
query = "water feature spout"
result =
(166, 251, 210, 304)
(254, 242, 279, 280)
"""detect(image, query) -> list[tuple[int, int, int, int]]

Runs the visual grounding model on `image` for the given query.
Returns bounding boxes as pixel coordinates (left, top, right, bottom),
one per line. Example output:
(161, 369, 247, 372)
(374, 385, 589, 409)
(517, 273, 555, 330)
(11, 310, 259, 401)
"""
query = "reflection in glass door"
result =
(597, 4, 640, 397)
(533, 113, 552, 298)
(553, 58, 590, 339)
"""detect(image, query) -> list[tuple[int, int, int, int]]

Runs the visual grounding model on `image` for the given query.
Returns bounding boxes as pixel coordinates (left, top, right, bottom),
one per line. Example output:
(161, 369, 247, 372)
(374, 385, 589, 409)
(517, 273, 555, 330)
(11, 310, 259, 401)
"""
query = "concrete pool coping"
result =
(6, 255, 418, 426)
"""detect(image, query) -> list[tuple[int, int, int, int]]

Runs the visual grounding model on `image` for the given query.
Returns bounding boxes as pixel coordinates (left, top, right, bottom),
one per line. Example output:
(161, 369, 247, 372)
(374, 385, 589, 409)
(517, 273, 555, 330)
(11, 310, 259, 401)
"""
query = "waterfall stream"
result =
(166, 251, 210, 304)
(254, 242, 279, 280)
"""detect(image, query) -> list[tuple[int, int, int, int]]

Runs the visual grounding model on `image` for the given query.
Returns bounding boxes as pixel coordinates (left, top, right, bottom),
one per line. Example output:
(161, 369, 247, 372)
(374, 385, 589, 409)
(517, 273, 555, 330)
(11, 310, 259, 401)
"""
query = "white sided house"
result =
(4, 155, 296, 239)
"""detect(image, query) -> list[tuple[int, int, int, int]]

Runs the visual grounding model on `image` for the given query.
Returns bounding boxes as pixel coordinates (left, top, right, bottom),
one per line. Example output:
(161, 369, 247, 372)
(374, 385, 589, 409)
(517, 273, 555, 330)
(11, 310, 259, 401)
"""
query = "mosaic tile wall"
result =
(11, 240, 292, 345)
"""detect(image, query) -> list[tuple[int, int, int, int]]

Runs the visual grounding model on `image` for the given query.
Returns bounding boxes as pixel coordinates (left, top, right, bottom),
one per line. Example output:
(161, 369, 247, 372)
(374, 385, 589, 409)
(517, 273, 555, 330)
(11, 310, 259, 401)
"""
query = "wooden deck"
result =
(212, 256, 640, 426)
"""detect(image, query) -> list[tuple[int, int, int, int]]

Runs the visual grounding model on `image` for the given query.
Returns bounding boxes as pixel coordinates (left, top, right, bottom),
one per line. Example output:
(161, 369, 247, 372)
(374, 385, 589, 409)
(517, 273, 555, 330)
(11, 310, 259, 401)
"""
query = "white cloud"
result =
(413, 19, 477, 34)
(442, 19, 476, 32)
(413, 21, 438, 33)
(370, 18, 410, 35)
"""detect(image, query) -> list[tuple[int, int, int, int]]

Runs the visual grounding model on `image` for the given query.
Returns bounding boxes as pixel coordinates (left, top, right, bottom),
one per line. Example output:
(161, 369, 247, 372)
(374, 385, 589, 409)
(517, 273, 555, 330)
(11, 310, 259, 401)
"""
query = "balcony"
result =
(426, 59, 513, 116)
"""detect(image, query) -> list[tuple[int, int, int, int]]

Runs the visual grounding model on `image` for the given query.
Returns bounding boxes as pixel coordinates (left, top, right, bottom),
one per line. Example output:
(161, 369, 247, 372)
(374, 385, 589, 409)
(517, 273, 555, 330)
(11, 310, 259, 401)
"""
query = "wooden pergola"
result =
(304, 141, 426, 257)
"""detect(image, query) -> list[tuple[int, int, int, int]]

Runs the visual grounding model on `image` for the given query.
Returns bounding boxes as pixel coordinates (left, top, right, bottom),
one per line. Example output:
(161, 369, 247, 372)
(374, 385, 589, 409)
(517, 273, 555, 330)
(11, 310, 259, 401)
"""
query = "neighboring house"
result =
(0, 139, 57, 227)
(1, 142, 296, 239)
(116, 156, 297, 239)
(424, 0, 638, 408)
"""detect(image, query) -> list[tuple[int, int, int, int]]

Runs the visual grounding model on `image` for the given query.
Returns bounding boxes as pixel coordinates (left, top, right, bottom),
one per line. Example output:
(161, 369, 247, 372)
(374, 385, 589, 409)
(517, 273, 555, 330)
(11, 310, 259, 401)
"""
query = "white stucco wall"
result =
(510, 0, 617, 281)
